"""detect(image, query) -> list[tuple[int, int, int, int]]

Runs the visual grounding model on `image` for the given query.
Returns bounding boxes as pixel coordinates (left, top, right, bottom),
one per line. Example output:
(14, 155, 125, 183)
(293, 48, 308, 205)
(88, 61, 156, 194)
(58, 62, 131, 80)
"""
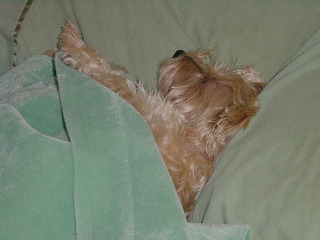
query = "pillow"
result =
(189, 28, 320, 240)
(2, 0, 320, 88)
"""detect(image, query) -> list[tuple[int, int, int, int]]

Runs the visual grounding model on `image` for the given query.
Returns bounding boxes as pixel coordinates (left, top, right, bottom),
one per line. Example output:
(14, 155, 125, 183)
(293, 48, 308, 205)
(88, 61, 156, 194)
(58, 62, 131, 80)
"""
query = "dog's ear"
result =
(236, 64, 266, 97)
(217, 97, 259, 138)
(214, 65, 265, 140)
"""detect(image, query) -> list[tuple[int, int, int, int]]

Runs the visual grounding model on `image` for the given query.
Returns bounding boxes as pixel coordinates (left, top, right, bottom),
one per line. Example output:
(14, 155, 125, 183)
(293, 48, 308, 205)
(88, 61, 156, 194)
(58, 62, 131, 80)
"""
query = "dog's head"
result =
(157, 49, 266, 158)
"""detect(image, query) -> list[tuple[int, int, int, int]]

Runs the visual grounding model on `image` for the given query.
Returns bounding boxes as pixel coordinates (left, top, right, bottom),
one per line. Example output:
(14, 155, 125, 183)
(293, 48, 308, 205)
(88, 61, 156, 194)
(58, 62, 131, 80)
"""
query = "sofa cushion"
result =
(1, 1, 320, 87)
(189, 28, 320, 240)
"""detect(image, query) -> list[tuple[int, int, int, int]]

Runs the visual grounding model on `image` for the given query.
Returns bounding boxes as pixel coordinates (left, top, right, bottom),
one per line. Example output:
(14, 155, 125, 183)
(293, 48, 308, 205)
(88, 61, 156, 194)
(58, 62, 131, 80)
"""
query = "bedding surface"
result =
(190, 27, 320, 240)
(2, 0, 320, 86)
(1, 1, 320, 239)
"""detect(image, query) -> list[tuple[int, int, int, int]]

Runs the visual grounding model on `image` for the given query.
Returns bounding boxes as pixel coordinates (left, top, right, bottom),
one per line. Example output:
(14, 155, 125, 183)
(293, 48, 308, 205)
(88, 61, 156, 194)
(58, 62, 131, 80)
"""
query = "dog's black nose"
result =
(172, 50, 185, 58)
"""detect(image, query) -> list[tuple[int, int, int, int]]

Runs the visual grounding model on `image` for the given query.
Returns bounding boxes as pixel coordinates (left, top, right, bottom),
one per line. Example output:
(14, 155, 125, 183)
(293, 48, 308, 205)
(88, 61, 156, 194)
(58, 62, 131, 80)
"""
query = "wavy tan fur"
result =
(54, 21, 266, 217)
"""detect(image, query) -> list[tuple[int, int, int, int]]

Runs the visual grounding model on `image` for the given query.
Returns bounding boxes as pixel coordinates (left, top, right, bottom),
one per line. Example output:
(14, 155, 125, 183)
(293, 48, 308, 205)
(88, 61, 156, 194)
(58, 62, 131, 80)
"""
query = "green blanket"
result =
(0, 54, 250, 239)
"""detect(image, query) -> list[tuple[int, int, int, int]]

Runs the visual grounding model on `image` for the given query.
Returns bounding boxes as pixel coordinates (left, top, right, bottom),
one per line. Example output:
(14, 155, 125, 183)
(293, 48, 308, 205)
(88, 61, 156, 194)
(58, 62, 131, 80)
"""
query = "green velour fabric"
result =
(189, 28, 320, 240)
(0, 104, 75, 239)
(55, 54, 190, 239)
(0, 55, 74, 239)
(0, 55, 68, 140)
(0, 55, 250, 239)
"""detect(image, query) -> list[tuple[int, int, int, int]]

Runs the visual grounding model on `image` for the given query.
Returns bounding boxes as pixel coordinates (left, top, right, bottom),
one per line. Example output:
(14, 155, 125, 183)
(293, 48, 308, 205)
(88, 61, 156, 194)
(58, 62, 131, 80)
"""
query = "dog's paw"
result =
(58, 20, 127, 76)
(59, 21, 84, 50)
(58, 21, 87, 70)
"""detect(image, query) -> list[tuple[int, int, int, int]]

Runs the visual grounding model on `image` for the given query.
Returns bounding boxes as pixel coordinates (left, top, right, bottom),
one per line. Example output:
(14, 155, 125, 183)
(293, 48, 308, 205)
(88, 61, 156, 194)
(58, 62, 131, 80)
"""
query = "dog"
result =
(49, 21, 265, 217)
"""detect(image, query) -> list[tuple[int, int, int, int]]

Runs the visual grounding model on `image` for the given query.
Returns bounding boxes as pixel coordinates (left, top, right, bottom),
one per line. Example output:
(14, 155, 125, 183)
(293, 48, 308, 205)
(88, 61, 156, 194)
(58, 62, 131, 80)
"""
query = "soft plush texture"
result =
(1, 1, 320, 239)
(0, 56, 74, 239)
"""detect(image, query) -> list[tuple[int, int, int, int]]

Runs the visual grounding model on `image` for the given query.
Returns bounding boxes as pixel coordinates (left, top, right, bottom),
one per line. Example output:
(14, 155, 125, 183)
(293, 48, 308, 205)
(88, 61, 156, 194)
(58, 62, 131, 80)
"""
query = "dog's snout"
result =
(172, 50, 185, 58)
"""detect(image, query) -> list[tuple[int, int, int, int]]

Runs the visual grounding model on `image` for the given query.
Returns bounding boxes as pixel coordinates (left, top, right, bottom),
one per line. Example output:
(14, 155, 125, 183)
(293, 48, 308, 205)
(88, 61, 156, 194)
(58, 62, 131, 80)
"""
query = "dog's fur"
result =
(52, 21, 265, 216)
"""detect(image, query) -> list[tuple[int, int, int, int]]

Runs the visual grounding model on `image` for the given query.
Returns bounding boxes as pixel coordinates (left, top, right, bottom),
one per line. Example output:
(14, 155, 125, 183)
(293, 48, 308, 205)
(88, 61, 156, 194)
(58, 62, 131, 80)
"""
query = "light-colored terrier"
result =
(51, 21, 265, 217)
